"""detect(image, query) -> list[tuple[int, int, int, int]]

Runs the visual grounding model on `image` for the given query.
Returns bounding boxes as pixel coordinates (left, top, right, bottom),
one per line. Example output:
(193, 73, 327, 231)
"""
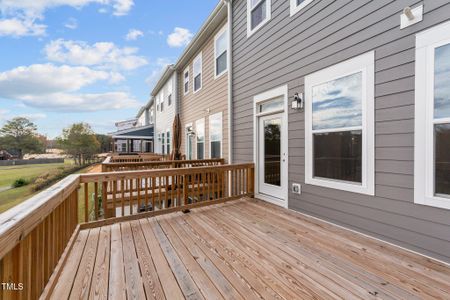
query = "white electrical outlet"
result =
(292, 183, 301, 194)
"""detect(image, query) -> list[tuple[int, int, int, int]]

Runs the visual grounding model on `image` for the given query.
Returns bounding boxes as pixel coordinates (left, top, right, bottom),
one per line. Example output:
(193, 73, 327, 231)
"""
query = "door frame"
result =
(253, 85, 289, 208)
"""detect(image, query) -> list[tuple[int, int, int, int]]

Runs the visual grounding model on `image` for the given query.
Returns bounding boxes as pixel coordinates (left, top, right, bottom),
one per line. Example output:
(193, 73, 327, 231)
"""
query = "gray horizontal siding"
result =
(231, 0, 450, 262)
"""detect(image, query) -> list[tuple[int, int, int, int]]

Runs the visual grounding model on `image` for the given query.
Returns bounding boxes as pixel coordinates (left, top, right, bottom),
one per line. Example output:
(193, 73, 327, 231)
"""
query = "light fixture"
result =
(400, 5, 423, 29)
(291, 92, 304, 110)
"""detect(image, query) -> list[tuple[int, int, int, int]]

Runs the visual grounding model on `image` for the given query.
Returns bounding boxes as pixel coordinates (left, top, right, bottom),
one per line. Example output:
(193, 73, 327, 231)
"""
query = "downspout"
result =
(225, 0, 233, 164)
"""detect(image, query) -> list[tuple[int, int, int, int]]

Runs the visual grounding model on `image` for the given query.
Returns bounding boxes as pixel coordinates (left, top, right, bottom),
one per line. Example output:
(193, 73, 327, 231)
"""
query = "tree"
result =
(95, 134, 113, 153)
(0, 117, 45, 158)
(57, 123, 100, 165)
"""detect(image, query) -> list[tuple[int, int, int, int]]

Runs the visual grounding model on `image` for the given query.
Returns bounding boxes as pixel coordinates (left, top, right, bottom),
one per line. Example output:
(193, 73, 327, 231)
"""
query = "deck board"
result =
(50, 198, 450, 299)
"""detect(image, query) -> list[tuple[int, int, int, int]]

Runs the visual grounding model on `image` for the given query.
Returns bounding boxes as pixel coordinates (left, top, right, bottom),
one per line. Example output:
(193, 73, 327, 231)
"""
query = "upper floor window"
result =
(215, 25, 228, 78)
(290, 0, 313, 16)
(247, 0, 271, 37)
(183, 68, 189, 95)
(160, 92, 164, 112)
(150, 109, 154, 124)
(193, 53, 202, 93)
(209, 112, 222, 159)
(415, 21, 450, 210)
(305, 51, 375, 195)
(156, 97, 160, 112)
(167, 79, 173, 106)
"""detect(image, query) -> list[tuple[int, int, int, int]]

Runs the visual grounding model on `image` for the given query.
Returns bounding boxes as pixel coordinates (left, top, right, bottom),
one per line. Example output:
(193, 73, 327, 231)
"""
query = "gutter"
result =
(225, 0, 233, 164)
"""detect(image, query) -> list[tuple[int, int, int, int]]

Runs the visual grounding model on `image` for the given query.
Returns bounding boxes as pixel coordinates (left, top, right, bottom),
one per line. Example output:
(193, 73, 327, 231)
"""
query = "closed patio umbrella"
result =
(171, 114, 182, 160)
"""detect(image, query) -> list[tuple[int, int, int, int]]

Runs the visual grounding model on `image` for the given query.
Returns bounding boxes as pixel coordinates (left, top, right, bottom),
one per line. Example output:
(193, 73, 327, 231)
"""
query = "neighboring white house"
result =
(111, 97, 155, 153)
(152, 65, 177, 155)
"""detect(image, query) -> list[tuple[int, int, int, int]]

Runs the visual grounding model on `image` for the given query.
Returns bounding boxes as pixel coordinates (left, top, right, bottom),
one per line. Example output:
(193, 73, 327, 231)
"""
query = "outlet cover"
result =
(292, 183, 301, 194)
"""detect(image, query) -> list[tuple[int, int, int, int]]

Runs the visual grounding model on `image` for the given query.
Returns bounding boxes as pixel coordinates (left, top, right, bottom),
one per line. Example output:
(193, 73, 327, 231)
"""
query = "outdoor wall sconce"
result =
(400, 5, 423, 29)
(291, 92, 304, 110)
(186, 126, 196, 136)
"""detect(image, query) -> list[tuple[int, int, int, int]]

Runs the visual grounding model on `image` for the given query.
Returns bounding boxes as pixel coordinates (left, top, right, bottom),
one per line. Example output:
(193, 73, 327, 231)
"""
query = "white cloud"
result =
(19, 92, 139, 112)
(145, 57, 173, 88)
(112, 0, 133, 16)
(0, 17, 46, 37)
(0, 63, 137, 112)
(0, 0, 133, 37)
(0, 64, 120, 96)
(125, 29, 143, 41)
(64, 17, 78, 29)
(44, 39, 148, 71)
(167, 27, 193, 48)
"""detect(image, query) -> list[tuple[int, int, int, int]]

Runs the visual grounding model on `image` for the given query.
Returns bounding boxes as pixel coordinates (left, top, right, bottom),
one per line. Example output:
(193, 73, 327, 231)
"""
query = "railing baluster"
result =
(94, 182, 98, 220)
(152, 177, 155, 211)
(84, 182, 88, 222)
(121, 178, 125, 217)
(113, 180, 117, 218)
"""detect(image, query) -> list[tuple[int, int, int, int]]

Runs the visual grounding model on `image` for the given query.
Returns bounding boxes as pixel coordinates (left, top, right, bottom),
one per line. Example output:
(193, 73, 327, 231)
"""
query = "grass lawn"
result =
(0, 160, 93, 214)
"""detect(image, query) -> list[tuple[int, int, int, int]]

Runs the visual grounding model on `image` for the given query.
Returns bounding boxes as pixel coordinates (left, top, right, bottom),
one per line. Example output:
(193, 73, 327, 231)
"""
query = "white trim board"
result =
(414, 20, 450, 210)
(304, 51, 375, 196)
(253, 85, 289, 208)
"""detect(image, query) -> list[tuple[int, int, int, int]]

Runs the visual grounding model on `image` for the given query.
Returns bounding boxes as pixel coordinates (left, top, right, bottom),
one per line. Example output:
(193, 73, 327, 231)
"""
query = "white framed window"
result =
(290, 0, 314, 16)
(167, 79, 173, 107)
(304, 51, 375, 195)
(193, 53, 202, 93)
(156, 96, 160, 112)
(166, 129, 171, 155)
(415, 21, 450, 210)
(195, 118, 205, 159)
(161, 132, 165, 154)
(183, 67, 189, 95)
(160, 91, 165, 112)
(247, 0, 271, 37)
(214, 25, 228, 78)
(209, 112, 223, 159)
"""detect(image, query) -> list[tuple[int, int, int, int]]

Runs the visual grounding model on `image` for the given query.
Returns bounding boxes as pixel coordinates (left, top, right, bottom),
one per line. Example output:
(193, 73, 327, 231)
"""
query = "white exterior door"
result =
(258, 113, 286, 201)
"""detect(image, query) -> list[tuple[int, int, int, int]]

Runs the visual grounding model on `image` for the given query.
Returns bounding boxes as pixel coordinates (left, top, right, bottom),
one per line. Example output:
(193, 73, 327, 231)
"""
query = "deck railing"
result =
(0, 162, 254, 299)
(81, 163, 253, 224)
(101, 158, 225, 172)
(107, 153, 164, 163)
(0, 175, 80, 300)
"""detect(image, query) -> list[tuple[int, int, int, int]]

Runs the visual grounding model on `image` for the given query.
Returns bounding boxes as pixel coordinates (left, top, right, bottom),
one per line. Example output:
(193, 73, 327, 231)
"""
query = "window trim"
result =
(247, 0, 271, 38)
(290, 0, 314, 17)
(183, 67, 189, 95)
(209, 112, 223, 159)
(193, 52, 203, 94)
(167, 79, 173, 107)
(214, 24, 228, 79)
(414, 21, 450, 210)
(195, 118, 205, 159)
(166, 129, 171, 155)
(304, 51, 375, 195)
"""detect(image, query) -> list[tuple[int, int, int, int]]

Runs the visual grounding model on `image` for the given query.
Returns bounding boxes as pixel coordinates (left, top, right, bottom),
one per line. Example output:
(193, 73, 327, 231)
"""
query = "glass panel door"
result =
(258, 113, 284, 199)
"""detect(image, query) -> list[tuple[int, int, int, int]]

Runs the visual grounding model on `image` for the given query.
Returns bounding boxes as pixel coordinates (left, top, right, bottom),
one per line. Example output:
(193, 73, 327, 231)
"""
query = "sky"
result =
(0, 0, 218, 138)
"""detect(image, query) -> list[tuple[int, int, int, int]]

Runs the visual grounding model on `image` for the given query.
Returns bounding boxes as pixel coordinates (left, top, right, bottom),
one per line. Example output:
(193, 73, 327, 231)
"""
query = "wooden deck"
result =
(49, 198, 450, 299)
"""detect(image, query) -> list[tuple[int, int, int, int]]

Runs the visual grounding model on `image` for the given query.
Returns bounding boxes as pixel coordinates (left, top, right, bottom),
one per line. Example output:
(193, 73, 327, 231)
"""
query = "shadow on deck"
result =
(49, 198, 450, 300)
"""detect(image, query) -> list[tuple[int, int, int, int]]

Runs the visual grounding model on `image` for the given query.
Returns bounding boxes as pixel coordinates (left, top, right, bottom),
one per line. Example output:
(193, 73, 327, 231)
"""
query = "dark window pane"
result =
(184, 82, 188, 93)
(168, 94, 172, 106)
(264, 119, 281, 186)
(216, 51, 227, 75)
(211, 141, 221, 158)
(313, 130, 362, 183)
(435, 124, 450, 196)
(251, 0, 266, 30)
(194, 74, 201, 91)
(197, 143, 204, 159)
(296, 0, 305, 5)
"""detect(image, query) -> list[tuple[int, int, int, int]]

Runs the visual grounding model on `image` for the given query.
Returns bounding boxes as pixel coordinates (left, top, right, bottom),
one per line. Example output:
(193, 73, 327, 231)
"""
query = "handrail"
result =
(0, 175, 80, 299)
(101, 158, 225, 172)
(0, 175, 80, 259)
